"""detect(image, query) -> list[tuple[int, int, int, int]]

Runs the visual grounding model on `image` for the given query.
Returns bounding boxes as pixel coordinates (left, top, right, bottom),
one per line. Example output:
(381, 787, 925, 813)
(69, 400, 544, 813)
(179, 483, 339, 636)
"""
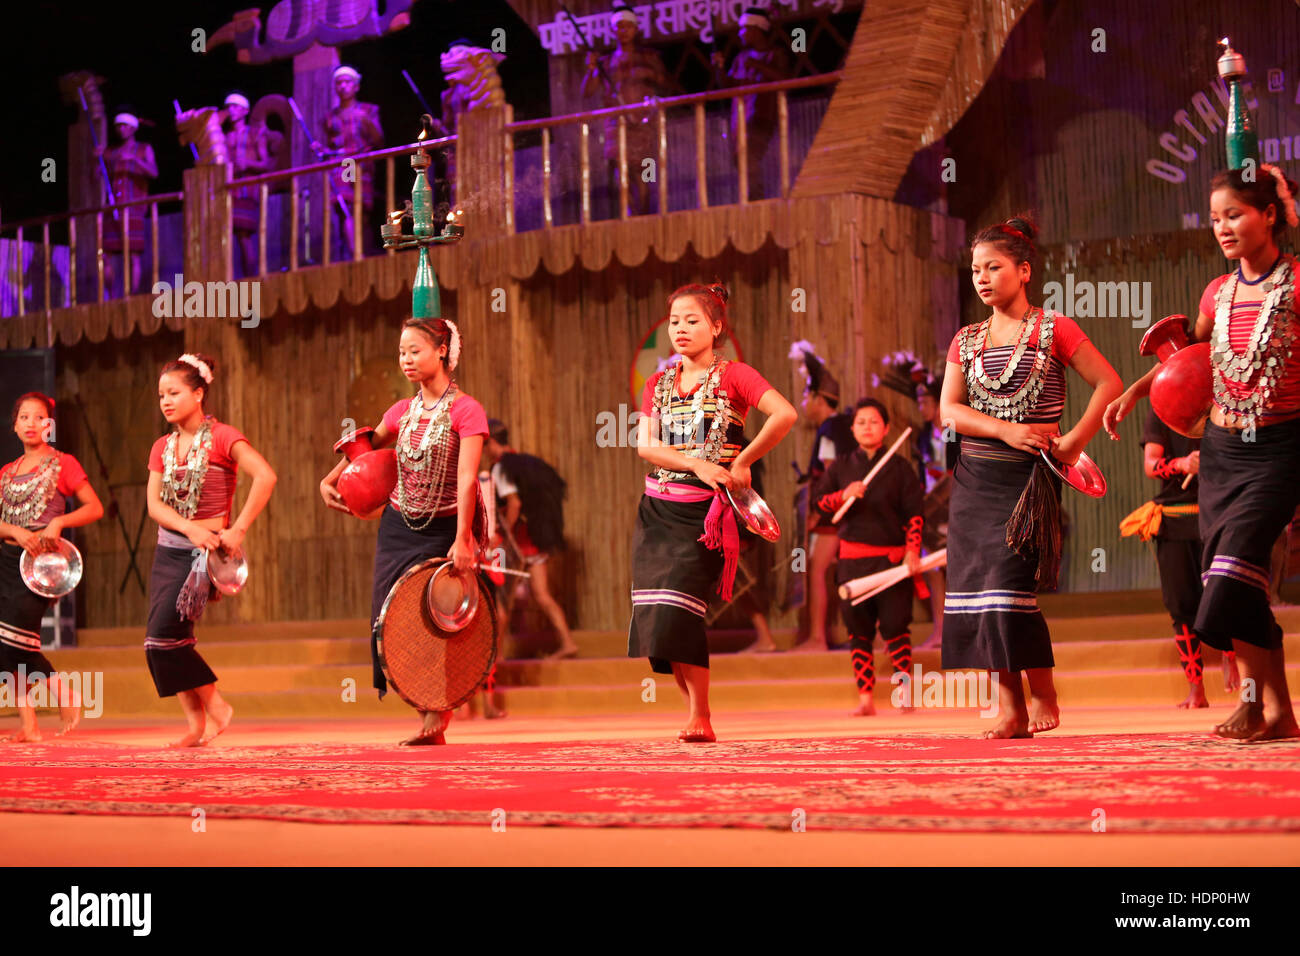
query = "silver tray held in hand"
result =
(724, 485, 782, 542)
(20, 539, 84, 599)
(1040, 449, 1107, 498)
(207, 546, 249, 596)
(425, 559, 480, 632)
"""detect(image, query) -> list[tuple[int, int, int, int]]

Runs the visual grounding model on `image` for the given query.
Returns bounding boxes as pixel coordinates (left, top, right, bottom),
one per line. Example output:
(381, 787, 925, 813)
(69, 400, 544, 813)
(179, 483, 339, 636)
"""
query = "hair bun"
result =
(1005, 214, 1039, 244)
(707, 282, 730, 304)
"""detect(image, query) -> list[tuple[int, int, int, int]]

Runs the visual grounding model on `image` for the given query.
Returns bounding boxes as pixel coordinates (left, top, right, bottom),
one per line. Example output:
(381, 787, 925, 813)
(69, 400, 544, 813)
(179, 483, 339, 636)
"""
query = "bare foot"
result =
(850, 697, 876, 717)
(168, 729, 205, 748)
(1, 728, 42, 743)
(1213, 701, 1265, 739)
(545, 644, 579, 660)
(1222, 654, 1241, 693)
(982, 718, 1032, 739)
(740, 637, 779, 653)
(1245, 713, 1300, 742)
(1177, 684, 1209, 709)
(678, 715, 715, 743)
(199, 700, 233, 745)
(483, 698, 508, 719)
(401, 710, 451, 746)
(1027, 694, 1060, 733)
(55, 706, 83, 737)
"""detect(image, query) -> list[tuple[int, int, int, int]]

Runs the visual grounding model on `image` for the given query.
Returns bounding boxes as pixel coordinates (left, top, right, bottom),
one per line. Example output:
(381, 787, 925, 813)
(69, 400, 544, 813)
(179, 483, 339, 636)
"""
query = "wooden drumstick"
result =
(831, 426, 913, 524)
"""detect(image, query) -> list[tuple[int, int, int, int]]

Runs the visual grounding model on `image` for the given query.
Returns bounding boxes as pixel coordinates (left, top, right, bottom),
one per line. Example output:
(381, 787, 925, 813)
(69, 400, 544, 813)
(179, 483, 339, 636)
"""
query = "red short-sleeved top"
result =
(946, 311, 1089, 424)
(382, 393, 489, 514)
(148, 420, 248, 520)
(0, 451, 89, 528)
(1199, 270, 1300, 418)
(639, 360, 773, 418)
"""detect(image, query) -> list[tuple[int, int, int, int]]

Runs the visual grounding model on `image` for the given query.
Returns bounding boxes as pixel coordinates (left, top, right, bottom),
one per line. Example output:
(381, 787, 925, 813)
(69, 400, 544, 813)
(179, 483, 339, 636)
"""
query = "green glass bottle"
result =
(1217, 39, 1258, 172)
(412, 246, 440, 319)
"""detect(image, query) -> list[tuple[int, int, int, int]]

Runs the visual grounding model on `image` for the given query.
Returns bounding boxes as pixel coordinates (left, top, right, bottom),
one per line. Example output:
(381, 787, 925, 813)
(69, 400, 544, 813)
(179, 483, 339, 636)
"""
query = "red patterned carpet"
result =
(0, 733, 1298, 832)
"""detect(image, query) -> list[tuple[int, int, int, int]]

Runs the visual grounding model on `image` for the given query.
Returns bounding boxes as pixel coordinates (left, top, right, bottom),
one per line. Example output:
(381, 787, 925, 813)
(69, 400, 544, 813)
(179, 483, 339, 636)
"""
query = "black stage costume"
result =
(814, 446, 924, 693)
(1194, 259, 1300, 653)
(942, 309, 1091, 672)
(1120, 409, 1207, 683)
(629, 359, 773, 673)
(0, 451, 88, 678)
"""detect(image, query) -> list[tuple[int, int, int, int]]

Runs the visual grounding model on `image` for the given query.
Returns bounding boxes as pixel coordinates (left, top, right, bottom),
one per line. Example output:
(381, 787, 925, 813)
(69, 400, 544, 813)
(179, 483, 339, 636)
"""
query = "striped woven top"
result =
(640, 361, 774, 465)
(946, 311, 1089, 426)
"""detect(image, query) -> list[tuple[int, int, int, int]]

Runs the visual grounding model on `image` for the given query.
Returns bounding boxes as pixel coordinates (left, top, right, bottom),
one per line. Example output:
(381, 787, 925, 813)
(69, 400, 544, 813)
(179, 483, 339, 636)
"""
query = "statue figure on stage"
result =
(312, 65, 385, 258)
(222, 92, 274, 277)
(580, 1, 674, 216)
(98, 109, 157, 296)
(711, 6, 792, 201)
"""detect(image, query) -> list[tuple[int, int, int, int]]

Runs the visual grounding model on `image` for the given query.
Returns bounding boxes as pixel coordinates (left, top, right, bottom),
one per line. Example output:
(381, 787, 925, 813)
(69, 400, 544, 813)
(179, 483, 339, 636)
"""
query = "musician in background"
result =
(222, 92, 272, 279)
(580, 1, 675, 216)
(710, 6, 792, 201)
(914, 377, 954, 649)
(1119, 408, 1239, 708)
(311, 66, 384, 259)
(789, 343, 855, 651)
(813, 398, 924, 716)
(0, 393, 103, 741)
(98, 109, 157, 296)
(482, 420, 578, 661)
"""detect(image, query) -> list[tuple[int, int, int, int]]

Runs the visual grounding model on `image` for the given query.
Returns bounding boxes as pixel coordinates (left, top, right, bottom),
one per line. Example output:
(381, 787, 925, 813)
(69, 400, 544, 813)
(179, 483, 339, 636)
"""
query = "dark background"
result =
(0, 0, 549, 224)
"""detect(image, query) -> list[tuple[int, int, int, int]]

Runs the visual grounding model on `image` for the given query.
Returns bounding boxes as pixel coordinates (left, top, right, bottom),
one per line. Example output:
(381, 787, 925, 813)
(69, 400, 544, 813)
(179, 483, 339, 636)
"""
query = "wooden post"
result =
(352, 171, 363, 261)
(322, 170, 332, 265)
(456, 105, 511, 238)
(289, 176, 300, 271)
(259, 183, 269, 276)
(542, 127, 553, 228)
(778, 91, 790, 198)
(657, 108, 668, 215)
(617, 116, 629, 220)
(695, 103, 708, 209)
(385, 156, 396, 255)
(150, 202, 160, 289)
(580, 122, 591, 225)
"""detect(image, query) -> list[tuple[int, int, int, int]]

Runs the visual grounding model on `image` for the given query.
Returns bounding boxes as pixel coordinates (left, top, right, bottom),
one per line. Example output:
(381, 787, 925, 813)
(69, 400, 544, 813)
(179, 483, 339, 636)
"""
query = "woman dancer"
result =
(814, 398, 924, 716)
(0, 393, 103, 741)
(940, 215, 1122, 739)
(631, 282, 796, 742)
(1105, 164, 1300, 742)
(320, 317, 489, 746)
(146, 354, 276, 747)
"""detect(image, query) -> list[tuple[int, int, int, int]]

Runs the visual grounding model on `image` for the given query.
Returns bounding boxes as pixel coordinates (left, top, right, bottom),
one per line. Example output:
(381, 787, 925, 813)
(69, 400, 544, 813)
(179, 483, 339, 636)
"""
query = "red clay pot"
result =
(1139, 315, 1213, 438)
(333, 427, 397, 517)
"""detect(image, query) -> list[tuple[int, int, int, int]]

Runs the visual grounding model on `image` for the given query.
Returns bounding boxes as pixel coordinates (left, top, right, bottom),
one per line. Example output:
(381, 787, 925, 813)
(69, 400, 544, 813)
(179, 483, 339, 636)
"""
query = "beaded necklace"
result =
(959, 308, 1057, 422)
(395, 383, 457, 530)
(652, 357, 731, 489)
(1211, 257, 1297, 429)
(160, 418, 214, 519)
(0, 453, 61, 529)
